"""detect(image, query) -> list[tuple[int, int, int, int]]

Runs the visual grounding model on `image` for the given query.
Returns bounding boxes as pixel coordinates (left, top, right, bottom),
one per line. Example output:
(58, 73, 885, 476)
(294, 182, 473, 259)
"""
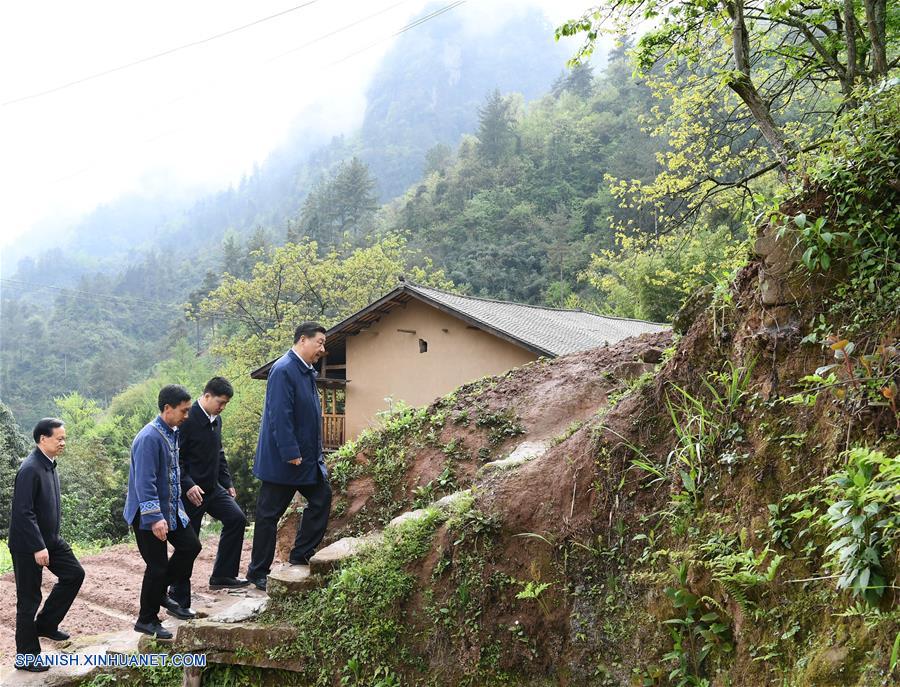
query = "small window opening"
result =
(418, 339, 428, 353)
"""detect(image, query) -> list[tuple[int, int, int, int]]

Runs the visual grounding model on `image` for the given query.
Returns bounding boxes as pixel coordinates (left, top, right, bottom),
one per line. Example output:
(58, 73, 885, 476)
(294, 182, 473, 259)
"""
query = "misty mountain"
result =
(4, 5, 570, 286)
(359, 6, 569, 200)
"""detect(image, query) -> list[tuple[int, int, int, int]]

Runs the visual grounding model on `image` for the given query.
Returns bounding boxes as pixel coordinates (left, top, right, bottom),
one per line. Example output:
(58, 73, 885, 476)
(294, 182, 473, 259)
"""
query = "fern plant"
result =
(821, 446, 900, 605)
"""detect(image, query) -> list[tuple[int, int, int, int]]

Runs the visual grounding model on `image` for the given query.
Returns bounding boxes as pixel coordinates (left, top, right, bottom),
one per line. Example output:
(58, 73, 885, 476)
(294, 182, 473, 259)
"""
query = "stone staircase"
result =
(174, 489, 477, 683)
(175, 439, 552, 684)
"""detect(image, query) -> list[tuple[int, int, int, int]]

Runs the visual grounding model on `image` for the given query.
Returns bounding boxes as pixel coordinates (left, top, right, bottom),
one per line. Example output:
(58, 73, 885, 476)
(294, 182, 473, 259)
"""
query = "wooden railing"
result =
(322, 414, 345, 450)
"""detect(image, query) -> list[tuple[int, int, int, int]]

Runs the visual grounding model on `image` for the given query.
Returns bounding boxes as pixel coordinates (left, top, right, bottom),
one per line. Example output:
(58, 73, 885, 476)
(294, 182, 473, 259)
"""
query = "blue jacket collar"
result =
(153, 415, 178, 440)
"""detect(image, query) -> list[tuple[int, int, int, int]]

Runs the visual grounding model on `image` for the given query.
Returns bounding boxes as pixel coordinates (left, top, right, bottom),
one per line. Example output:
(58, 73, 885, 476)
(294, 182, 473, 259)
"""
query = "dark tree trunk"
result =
(862, 0, 888, 77)
(726, 0, 791, 169)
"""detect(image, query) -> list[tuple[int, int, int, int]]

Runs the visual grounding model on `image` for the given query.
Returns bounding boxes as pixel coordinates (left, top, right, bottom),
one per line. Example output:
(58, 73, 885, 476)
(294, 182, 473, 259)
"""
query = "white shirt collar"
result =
(198, 401, 217, 423)
(291, 349, 314, 369)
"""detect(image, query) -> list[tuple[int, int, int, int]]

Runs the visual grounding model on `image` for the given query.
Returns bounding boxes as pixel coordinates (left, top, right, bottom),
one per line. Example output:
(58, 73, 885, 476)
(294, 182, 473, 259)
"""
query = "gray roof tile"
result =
(406, 283, 668, 356)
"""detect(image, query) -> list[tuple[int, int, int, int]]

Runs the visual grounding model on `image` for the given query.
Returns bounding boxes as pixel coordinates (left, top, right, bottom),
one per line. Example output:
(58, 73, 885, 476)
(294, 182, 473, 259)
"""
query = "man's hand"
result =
(226, 487, 236, 498)
(288, 457, 302, 465)
(33, 548, 49, 567)
(186, 485, 204, 507)
(151, 519, 169, 542)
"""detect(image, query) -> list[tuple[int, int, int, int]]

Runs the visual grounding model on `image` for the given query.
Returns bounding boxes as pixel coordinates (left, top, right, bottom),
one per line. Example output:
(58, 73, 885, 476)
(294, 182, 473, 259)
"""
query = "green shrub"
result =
(822, 446, 900, 605)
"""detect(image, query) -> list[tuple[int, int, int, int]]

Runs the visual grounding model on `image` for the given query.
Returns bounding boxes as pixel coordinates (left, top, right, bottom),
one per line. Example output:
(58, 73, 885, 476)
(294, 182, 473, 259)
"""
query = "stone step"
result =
(433, 489, 470, 509)
(175, 620, 302, 671)
(309, 533, 383, 576)
(479, 440, 549, 474)
(206, 596, 269, 623)
(388, 508, 429, 528)
(267, 564, 323, 600)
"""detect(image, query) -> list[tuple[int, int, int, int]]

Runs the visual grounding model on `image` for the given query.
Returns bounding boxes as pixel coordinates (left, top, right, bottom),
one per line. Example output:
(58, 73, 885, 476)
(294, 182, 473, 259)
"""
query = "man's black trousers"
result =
(12, 540, 84, 656)
(132, 517, 201, 624)
(247, 469, 331, 580)
(168, 486, 247, 607)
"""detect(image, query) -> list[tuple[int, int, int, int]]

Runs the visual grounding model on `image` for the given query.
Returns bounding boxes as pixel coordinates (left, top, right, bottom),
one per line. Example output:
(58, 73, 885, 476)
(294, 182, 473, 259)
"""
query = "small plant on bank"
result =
(515, 579, 553, 616)
(662, 561, 733, 686)
(821, 446, 899, 605)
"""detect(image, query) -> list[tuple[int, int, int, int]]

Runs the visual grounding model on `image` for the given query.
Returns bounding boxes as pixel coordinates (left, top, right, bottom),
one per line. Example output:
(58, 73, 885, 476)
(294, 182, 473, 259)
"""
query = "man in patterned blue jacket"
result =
(124, 385, 202, 638)
(246, 322, 331, 591)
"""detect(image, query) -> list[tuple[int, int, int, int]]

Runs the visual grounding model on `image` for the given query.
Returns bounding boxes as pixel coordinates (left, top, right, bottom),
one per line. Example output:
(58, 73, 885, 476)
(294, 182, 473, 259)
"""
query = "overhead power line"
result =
(333, 0, 465, 65)
(42, 0, 466, 187)
(2, 1, 321, 106)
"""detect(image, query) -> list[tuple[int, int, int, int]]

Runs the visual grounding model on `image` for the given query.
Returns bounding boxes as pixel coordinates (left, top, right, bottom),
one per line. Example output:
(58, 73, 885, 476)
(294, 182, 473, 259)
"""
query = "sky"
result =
(0, 0, 590, 254)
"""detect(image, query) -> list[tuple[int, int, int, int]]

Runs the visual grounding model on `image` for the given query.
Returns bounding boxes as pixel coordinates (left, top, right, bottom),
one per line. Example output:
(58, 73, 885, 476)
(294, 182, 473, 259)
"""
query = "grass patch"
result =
(263, 509, 444, 686)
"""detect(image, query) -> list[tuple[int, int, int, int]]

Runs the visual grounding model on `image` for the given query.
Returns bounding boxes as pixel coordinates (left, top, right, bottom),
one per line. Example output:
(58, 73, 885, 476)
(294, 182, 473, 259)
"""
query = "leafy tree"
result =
(580, 224, 748, 321)
(55, 393, 129, 542)
(0, 400, 29, 538)
(423, 144, 453, 176)
(557, 1, 899, 228)
(384, 49, 666, 304)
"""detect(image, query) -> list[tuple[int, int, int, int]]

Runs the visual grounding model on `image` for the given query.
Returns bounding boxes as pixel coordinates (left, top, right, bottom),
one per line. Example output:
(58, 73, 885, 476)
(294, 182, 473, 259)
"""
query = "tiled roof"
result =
(405, 283, 668, 356)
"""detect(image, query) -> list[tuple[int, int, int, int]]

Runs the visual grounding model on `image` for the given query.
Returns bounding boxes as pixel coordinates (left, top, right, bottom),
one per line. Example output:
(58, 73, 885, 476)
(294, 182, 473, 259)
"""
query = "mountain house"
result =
(250, 279, 668, 448)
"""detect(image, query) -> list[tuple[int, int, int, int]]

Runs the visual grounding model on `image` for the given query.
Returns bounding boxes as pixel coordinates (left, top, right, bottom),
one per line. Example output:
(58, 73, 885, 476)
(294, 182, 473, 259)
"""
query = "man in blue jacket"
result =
(246, 322, 331, 591)
(124, 385, 202, 639)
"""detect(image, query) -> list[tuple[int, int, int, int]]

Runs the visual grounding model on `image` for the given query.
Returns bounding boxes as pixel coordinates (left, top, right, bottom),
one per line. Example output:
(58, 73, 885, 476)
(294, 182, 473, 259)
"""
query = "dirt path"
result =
(0, 532, 255, 664)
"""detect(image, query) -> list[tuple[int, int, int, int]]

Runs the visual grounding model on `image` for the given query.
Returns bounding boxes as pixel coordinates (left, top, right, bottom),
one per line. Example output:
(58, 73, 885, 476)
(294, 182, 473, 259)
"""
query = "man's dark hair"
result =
(158, 384, 191, 412)
(294, 321, 326, 344)
(204, 376, 234, 398)
(33, 418, 64, 444)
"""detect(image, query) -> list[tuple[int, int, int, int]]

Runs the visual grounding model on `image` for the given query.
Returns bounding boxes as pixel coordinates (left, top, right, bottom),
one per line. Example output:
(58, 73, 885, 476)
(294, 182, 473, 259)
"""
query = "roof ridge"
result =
(404, 280, 668, 326)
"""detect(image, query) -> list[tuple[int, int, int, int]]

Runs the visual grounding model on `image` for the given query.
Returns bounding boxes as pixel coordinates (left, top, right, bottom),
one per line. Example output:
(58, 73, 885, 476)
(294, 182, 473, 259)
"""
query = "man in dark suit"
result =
(246, 321, 332, 591)
(8, 418, 85, 672)
(168, 377, 249, 611)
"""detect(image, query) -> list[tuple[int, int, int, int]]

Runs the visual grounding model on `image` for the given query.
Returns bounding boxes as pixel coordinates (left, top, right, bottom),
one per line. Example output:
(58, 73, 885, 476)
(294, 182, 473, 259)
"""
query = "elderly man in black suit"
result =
(7, 418, 85, 673)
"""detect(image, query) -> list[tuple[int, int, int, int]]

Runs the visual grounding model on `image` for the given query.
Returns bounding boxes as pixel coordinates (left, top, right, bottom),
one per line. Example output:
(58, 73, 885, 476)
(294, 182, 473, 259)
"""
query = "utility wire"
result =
(43, 0, 465, 186)
(332, 1, 465, 65)
(2, 1, 321, 106)
(264, 0, 409, 63)
(43, 0, 413, 185)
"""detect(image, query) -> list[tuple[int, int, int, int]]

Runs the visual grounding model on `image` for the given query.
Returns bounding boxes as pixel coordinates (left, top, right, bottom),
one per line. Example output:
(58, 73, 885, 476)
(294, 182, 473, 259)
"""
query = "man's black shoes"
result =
(288, 556, 311, 566)
(16, 662, 50, 672)
(161, 596, 196, 620)
(247, 576, 267, 591)
(209, 576, 251, 589)
(37, 627, 70, 641)
(133, 620, 173, 640)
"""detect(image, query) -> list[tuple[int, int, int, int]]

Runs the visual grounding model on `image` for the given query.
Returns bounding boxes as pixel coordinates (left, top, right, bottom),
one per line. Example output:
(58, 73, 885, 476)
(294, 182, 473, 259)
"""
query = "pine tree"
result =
(241, 226, 273, 276)
(477, 90, 517, 165)
(298, 179, 332, 245)
(221, 232, 243, 276)
(332, 157, 378, 239)
(550, 62, 594, 99)
(285, 218, 303, 244)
